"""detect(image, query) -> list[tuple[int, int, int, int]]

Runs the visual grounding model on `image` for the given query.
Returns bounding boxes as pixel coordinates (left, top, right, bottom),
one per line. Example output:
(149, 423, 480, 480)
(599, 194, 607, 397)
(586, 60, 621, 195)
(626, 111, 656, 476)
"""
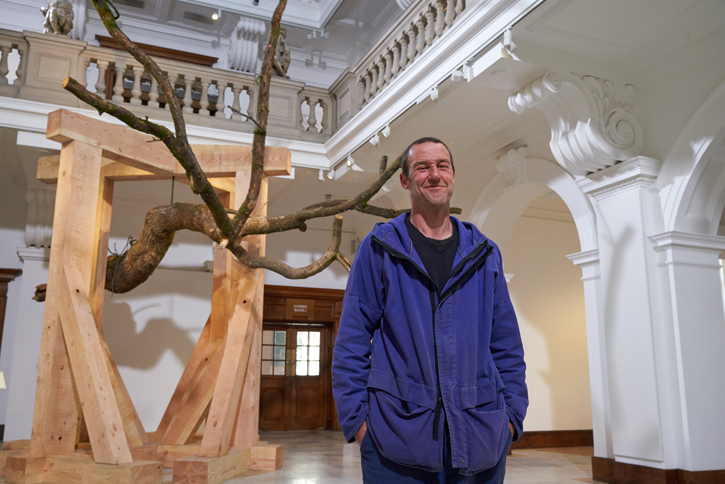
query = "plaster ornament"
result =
(40, 0, 74, 36)
(508, 71, 643, 176)
(495, 146, 528, 191)
(272, 29, 291, 78)
(214, 17, 266, 73)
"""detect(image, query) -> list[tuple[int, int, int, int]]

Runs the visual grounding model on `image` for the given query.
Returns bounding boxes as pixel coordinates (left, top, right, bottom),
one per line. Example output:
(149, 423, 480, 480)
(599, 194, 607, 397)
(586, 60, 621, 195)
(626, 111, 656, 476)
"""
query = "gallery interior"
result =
(0, 0, 724, 483)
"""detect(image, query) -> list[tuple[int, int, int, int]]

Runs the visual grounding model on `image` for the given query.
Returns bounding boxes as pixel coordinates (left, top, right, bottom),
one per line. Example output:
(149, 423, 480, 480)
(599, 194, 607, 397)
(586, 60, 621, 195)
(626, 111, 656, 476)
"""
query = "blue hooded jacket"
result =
(332, 214, 528, 475)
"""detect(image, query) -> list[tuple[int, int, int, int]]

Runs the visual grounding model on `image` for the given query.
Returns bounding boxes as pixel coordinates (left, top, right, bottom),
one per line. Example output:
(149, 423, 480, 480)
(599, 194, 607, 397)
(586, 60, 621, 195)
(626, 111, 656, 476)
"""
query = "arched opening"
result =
(470, 157, 610, 456)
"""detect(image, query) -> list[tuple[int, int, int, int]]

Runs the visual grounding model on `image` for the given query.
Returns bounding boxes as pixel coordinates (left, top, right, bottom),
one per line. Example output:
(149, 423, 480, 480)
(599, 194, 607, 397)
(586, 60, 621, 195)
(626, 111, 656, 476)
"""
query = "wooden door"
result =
(259, 324, 327, 431)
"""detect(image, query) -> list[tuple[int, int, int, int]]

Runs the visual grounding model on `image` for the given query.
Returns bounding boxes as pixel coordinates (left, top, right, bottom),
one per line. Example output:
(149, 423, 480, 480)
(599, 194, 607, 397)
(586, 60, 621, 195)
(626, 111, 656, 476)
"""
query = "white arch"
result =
(657, 80, 725, 235)
(470, 157, 597, 254)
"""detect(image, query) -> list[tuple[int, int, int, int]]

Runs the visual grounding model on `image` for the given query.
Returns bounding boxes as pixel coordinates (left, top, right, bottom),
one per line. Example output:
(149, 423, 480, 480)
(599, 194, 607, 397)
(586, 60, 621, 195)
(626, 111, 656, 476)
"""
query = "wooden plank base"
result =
(592, 457, 725, 484)
(4, 455, 46, 484)
(173, 446, 251, 484)
(45, 454, 162, 484)
(250, 444, 283, 471)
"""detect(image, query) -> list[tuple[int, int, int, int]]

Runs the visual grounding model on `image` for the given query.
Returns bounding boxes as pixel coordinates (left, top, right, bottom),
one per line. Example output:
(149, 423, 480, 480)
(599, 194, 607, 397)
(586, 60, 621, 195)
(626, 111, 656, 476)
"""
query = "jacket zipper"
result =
(370, 235, 494, 443)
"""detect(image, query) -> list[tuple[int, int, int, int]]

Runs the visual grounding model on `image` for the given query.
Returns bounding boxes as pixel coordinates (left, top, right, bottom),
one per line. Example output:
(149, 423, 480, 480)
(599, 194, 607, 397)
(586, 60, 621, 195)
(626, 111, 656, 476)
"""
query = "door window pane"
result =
(297, 346, 308, 361)
(309, 361, 319, 376)
(297, 331, 308, 346)
(275, 331, 286, 345)
(262, 360, 273, 375)
(274, 346, 285, 360)
(309, 346, 320, 361)
(273, 361, 285, 375)
(296, 361, 307, 376)
(262, 346, 272, 360)
(263, 330, 273, 345)
(263, 329, 288, 376)
(309, 332, 320, 346)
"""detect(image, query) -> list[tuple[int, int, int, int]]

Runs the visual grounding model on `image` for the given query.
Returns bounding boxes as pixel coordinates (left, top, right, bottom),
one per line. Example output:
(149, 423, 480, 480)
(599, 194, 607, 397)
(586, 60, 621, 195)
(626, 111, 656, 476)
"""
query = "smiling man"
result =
(332, 137, 528, 483)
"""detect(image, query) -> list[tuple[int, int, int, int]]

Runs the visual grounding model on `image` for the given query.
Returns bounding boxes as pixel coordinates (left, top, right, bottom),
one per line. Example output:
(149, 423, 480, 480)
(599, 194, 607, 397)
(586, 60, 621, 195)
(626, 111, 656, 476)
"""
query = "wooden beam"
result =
(161, 335, 227, 445)
(4, 455, 45, 484)
(157, 318, 214, 435)
(44, 454, 162, 484)
(231, 173, 268, 448)
(250, 444, 283, 471)
(58, 265, 133, 464)
(173, 447, 250, 484)
(199, 273, 259, 457)
(37, 146, 291, 184)
(46, 109, 177, 174)
(30, 140, 102, 458)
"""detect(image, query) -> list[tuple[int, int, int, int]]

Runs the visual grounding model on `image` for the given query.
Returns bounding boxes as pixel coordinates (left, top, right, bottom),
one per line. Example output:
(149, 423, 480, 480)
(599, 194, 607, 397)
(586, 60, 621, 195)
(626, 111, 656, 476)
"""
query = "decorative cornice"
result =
(495, 146, 528, 191)
(578, 156, 661, 201)
(567, 248, 600, 266)
(17, 247, 50, 262)
(650, 231, 725, 269)
(508, 70, 644, 176)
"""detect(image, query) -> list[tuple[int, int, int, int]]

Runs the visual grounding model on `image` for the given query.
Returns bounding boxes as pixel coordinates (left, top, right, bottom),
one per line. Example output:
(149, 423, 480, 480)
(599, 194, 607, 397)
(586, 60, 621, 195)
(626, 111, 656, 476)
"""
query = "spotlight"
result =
(318, 168, 325, 182)
(369, 134, 380, 147)
(451, 69, 463, 82)
(430, 87, 439, 101)
(212, 9, 220, 20)
(347, 156, 355, 167)
(327, 169, 334, 180)
(382, 125, 391, 138)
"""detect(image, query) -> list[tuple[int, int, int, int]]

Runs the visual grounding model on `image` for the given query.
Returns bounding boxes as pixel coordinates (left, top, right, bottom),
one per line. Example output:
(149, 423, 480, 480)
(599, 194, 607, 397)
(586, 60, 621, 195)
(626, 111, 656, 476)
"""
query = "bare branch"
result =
(227, 105, 266, 134)
(230, 215, 345, 279)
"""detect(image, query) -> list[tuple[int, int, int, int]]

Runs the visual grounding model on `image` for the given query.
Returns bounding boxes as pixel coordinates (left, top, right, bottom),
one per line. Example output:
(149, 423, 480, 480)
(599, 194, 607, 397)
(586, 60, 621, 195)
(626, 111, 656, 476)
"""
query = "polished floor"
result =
(225, 430, 598, 483)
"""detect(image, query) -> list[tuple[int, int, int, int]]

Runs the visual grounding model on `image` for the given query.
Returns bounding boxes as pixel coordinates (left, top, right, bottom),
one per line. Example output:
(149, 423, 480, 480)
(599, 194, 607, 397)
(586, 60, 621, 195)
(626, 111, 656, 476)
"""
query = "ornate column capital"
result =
(214, 17, 266, 73)
(577, 156, 660, 201)
(509, 71, 644, 176)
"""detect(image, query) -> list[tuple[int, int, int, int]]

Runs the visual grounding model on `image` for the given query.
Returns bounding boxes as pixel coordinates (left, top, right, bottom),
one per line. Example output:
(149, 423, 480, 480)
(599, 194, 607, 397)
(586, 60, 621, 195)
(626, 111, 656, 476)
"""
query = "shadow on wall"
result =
(102, 301, 197, 370)
(506, 215, 591, 431)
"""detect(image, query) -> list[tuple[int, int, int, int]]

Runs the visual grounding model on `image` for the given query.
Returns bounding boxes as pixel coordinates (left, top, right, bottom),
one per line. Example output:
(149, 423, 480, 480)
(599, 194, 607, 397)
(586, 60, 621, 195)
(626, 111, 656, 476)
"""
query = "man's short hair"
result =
(401, 137, 455, 178)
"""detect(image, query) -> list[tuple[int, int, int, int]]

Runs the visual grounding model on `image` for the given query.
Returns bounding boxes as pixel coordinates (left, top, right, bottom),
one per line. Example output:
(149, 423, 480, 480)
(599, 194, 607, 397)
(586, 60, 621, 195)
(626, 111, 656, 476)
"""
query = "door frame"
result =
(262, 285, 345, 431)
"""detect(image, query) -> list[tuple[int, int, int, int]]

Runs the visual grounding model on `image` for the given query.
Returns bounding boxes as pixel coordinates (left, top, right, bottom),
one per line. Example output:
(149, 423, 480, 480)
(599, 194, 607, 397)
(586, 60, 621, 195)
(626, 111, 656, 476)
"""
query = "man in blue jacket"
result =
(332, 137, 528, 483)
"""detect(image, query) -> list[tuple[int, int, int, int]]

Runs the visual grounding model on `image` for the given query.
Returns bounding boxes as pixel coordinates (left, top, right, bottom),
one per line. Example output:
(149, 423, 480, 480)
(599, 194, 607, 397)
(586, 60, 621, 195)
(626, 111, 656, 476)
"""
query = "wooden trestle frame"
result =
(0, 109, 291, 484)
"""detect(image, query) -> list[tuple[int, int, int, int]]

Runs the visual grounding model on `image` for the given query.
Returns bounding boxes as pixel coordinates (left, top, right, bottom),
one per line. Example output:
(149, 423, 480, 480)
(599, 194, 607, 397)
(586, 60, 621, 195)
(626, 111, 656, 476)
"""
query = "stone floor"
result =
(223, 430, 598, 483)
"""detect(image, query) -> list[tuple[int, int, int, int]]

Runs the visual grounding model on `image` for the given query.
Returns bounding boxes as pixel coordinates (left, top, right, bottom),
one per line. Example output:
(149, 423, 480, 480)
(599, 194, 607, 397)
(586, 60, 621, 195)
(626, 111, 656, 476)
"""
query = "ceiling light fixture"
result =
(347, 156, 355, 167)
(318, 168, 325, 182)
(382, 125, 391, 138)
(430, 87, 439, 101)
(327, 169, 334, 180)
(369, 134, 380, 147)
(451, 69, 463, 82)
(212, 8, 220, 20)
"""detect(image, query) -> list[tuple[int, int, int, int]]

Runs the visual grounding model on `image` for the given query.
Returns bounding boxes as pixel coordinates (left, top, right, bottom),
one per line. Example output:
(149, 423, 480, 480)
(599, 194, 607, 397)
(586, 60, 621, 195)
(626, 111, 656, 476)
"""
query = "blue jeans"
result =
(360, 424, 512, 484)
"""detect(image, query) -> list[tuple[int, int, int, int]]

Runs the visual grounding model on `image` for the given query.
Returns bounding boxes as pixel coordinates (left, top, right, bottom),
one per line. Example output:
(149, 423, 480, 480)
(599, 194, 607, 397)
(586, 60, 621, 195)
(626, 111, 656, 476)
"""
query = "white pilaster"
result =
(579, 157, 666, 466)
(3, 247, 50, 441)
(650, 231, 725, 472)
(567, 249, 612, 459)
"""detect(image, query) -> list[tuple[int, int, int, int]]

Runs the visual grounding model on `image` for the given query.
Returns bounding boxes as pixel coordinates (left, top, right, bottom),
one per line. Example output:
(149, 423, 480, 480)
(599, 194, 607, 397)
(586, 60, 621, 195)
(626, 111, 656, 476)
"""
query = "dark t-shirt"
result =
(405, 215, 459, 293)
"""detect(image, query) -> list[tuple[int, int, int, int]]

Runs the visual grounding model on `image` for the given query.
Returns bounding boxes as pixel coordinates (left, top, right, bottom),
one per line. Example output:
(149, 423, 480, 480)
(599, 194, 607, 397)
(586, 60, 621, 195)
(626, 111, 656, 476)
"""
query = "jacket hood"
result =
(371, 214, 490, 284)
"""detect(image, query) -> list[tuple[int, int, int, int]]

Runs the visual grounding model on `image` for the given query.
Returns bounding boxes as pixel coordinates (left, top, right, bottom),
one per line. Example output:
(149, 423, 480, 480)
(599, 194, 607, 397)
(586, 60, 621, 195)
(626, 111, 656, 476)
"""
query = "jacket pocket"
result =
(459, 376, 509, 472)
(367, 387, 438, 470)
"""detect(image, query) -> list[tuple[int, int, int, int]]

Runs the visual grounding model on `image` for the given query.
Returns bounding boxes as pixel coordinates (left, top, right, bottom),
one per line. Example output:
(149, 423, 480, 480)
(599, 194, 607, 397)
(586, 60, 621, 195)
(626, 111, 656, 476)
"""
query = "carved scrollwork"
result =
(508, 71, 643, 176)
(495, 146, 528, 190)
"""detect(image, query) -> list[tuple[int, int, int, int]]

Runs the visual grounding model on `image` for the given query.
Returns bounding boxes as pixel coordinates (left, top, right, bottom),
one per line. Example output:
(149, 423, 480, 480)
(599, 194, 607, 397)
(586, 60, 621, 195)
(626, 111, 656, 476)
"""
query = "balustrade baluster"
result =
(0, 46, 10, 85)
(297, 94, 306, 130)
(392, 44, 401, 77)
(308, 98, 317, 132)
(363, 73, 371, 102)
(376, 58, 385, 91)
(199, 80, 210, 116)
(79, 58, 91, 88)
(95, 60, 108, 99)
(231, 85, 242, 120)
(384, 51, 393, 83)
(415, 16, 426, 55)
(357, 78, 364, 108)
(445, 0, 455, 30)
(171, 72, 183, 107)
(130, 66, 143, 106)
(407, 26, 417, 63)
(112, 63, 125, 103)
(434, 1, 445, 39)
(246, 84, 257, 119)
(425, 9, 436, 46)
(370, 67, 378, 97)
(319, 99, 328, 134)
(455, 0, 464, 15)
(399, 37, 408, 70)
(149, 75, 160, 108)
(15, 47, 24, 83)
(182, 76, 194, 114)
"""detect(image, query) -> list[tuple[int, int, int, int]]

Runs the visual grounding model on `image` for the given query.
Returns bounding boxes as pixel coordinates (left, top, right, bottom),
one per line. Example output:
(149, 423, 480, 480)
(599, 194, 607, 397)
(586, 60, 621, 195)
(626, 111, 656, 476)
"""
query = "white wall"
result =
(505, 214, 592, 431)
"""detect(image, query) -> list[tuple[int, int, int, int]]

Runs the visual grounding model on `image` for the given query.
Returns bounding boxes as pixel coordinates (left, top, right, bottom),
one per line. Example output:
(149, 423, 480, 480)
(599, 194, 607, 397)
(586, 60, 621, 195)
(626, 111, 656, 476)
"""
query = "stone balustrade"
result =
(0, 29, 331, 142)
(355, 0, 468, 108)
(0, 30, 27, 98)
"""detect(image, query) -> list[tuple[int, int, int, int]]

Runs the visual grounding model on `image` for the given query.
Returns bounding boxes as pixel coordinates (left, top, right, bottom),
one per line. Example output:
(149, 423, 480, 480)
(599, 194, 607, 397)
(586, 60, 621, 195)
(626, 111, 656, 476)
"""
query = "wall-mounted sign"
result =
(285, 298, 315, 320)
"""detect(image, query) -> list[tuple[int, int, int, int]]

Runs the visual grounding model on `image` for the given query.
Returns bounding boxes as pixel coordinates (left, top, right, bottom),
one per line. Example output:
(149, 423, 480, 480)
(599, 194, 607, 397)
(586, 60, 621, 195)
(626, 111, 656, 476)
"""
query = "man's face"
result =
(400, 142, 455, 212)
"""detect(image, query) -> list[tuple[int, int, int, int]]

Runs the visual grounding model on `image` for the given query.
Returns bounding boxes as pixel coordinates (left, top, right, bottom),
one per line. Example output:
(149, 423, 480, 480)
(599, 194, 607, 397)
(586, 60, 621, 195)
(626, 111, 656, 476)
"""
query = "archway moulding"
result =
(470, 153, 597, 254)
(655, 80, 725, 236)
(508, 71, 644, 177)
